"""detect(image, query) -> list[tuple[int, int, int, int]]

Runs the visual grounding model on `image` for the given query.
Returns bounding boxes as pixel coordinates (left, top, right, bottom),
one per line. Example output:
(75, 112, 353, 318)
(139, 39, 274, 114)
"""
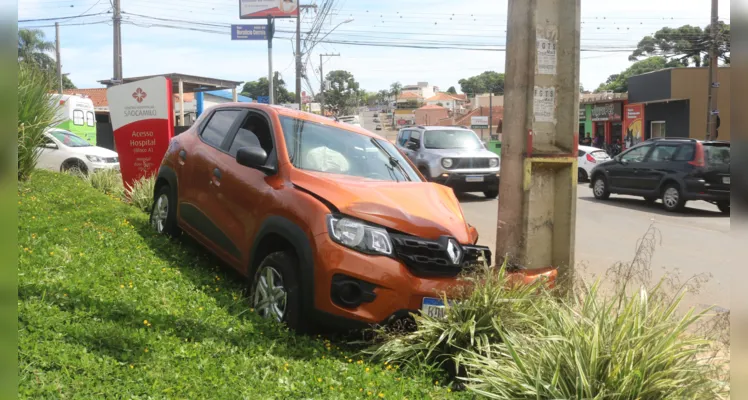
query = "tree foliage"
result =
(18, 28, 77, 90)
(596, 56, 683, 93)
(241, 73, 294, 103)
(629, 23, 730, 67)
(389, 81, 402, 98)
(446, 86, 457, 95)
(458, 71, 505, 96)
(323, 70, 360, 115)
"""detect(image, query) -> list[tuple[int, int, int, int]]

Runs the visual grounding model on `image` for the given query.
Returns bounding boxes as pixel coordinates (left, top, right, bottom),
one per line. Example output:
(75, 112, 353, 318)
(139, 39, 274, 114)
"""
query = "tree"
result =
(446, 86, 457, 95)
(323, 70, 360, 115)
(629, 23, 730, 67)
(376, 89, 390, 105)
(241, 73, 294, 103)
(596, 56, 683, 93)
(458, 71, 505, 96)
(18, 28, 77, 90)
(389, 82, 402, 99)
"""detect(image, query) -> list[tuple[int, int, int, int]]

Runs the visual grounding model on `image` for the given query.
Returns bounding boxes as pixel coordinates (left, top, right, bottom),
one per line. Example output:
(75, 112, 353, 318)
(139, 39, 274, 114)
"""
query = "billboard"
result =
(106, 77, 174, 189)
(623, 104, 644, 150)
(471, 116, 489, 129)
(590, 102, 622, 122)
(231, 24, 268, 40)
(240, 0, 298, 19)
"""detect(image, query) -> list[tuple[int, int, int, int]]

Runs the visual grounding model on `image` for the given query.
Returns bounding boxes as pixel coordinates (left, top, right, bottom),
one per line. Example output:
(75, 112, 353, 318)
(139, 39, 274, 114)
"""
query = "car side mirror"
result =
(236, 147, 269, 170)
(406, 141, 419, 151)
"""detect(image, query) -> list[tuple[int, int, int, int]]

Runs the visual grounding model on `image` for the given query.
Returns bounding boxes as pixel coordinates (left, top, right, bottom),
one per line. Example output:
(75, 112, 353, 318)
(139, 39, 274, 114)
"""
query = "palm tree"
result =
(389, 82, 402, 101)
(18, 29, 55, 70)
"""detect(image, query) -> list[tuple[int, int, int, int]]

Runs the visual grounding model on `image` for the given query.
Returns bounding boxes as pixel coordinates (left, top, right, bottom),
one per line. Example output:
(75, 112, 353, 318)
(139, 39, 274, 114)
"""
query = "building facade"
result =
(579, 92, 628, 149)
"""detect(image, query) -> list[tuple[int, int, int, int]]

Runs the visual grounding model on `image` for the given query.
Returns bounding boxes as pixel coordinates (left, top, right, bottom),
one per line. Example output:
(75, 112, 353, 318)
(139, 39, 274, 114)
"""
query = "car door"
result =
(609, 143, 653, 190)
(36, 135, 65, 171)
(212, 110, 281, 268)
(640, 143, 681, 191)
(406, 130, 422, 162)
(178, 107, 246, 261)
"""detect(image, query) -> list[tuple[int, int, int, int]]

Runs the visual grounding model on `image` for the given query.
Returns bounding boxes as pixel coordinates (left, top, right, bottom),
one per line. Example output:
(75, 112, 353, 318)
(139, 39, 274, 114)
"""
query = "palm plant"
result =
(18, 62, 61, 180)
(18, 29, 55, 70)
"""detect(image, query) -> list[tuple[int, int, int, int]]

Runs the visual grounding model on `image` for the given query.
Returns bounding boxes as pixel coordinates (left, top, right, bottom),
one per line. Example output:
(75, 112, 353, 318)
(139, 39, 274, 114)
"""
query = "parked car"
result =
(589, 138, 730, 213)
(151, 104, 549, 331)
(373, 118, 380, 123)
(35, 129, 120, 174)
(375, 124, 382, 130)
(577, 145, 610, 182)
(395, 126, 500, 198)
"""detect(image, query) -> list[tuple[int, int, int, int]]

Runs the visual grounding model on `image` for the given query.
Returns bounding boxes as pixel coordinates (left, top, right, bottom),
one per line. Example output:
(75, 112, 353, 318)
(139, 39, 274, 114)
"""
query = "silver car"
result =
(395, 126, 500, 198)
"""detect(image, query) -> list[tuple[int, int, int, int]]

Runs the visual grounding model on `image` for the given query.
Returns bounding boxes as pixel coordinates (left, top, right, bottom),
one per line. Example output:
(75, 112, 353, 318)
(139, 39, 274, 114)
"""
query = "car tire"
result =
(717, 200, 730, 215)
(592, 175, 610, 200)
(578, 168, 588, 182)
(150, 184, 181, 238)
(661, 183, 686, 212)
(418, 166, 431, 180)
(483, 189, 499, 199)
(644, 196, 657, 204)
(250, 251, 307, 332)
(61, 159, 88, 176)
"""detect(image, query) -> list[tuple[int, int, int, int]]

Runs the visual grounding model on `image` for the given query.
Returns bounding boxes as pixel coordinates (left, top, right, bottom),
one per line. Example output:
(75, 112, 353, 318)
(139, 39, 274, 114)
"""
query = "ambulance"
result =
(50, 94, 97, 145)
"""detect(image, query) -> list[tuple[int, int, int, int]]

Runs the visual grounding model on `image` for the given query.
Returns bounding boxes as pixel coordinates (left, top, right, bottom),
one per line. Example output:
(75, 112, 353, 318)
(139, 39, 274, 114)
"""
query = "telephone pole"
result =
(497, 0, 581, 287)
(706, 0, 719, 140)
(295, 4, 318, 106)
(112, 0, 122, 83)
(55, 22, 62, 94)
(319, 53, 339, 116)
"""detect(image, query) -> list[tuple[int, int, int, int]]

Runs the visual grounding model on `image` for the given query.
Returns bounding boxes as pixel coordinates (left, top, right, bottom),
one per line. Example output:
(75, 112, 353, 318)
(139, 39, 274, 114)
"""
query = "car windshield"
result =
(279, 116, 421, 182)
(424, 130, 482, 150)
(704, 144, 730, 167)
(49, 130, 91, 147)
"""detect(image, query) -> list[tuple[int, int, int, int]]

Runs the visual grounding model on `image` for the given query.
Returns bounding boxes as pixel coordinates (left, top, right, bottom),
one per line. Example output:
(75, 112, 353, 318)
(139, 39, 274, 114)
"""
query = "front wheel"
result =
(717, 200, 730, 215)
(150, 184, 181, 237)
(250, 251, 307, 332)
(592, 176, 610, 200)
(483, 189, 499, 199)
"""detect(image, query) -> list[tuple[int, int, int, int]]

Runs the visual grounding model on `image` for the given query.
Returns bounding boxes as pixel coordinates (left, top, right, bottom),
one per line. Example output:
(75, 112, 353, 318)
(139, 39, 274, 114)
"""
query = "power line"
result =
(19, 12, 109, 22)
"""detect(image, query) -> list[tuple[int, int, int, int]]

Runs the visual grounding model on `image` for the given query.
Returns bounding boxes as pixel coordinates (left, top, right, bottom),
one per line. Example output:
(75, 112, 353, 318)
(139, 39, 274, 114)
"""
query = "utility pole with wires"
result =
(706, 0, 719, 140)
(319, 52, 339, 116)
(112, 0, 123, 84)
(295, 4, 318, 106)
(55, 22, 62, 94)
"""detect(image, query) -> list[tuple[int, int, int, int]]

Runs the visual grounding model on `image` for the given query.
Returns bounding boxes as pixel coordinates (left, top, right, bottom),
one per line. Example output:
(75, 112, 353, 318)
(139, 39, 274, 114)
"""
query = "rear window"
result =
(704, 144, 730, 167)
(589, 150, 609, 159)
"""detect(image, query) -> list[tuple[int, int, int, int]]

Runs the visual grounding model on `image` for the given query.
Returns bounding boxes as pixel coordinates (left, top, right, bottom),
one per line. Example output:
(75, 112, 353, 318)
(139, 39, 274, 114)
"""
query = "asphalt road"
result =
(358, 109, 730, 309)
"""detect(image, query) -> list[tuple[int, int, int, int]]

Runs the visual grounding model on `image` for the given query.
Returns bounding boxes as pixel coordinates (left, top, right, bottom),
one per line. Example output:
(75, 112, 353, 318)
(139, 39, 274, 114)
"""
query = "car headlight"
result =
(86, 155, 103, 163)
(441, 158, 453, 168)
(489, 158, 499, 168)
(328, 216, 393, 255)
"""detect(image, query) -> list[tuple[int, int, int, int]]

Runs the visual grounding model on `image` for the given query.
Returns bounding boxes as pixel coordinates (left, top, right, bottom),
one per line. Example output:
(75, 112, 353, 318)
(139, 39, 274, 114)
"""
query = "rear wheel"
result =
(250, 251, 307, 332)
(717, 200, 730, 215)
(662, 184, 686, 212)
(578, 168, 588, 182)
(592, 175, 610, 200)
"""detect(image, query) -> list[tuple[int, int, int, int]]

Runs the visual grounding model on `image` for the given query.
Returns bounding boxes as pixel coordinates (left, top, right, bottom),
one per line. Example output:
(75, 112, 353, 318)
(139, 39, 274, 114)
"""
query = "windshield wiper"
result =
(370, 138, 412, 182)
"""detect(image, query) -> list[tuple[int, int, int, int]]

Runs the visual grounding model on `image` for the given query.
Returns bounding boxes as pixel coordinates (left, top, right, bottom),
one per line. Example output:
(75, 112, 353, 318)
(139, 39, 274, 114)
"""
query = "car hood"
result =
(67, 145, 119, 158)
(290, 169, 472, 243)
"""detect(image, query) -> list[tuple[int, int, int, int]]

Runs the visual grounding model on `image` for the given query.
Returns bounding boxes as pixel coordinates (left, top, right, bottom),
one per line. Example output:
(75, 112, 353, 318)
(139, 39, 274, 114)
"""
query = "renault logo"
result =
(446, 239, 462, 264)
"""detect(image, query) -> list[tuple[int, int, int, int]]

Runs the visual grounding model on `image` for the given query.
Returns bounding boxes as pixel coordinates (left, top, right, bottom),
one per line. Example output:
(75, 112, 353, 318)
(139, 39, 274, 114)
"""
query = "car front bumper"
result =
(90, 162, 120, 173)
(432, 172, 500, 192)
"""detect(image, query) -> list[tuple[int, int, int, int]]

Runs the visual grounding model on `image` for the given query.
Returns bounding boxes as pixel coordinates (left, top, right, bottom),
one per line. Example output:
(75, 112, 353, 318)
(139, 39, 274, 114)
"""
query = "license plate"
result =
(465, 175, 484, 183)
(723, 176, 730, 184)
(421, 297, 447, 319)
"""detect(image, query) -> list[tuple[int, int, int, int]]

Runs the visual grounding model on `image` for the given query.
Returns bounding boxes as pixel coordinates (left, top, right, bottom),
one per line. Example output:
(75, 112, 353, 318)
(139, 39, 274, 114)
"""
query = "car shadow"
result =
(456, 192, 495, 203)
(579, 196, 726, 218)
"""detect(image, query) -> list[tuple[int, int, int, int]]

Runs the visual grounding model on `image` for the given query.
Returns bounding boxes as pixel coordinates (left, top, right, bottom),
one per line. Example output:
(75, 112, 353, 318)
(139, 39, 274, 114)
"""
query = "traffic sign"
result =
(257, 96, 270, 104)
(231, 24, 268, 40)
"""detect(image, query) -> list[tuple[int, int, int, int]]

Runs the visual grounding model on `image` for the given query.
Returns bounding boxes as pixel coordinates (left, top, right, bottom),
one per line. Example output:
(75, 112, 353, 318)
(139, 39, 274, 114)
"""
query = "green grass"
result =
(18, 170, 464, 399)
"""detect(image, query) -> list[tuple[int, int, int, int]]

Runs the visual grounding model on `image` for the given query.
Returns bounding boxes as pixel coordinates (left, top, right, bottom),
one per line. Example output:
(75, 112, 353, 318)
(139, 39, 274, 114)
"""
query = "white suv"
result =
(36, 129, 120, 174)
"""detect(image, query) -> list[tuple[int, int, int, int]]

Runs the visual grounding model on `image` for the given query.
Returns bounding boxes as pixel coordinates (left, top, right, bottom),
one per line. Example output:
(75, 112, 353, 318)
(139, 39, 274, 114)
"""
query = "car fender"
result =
(154, 165, 178, 199)
(654, 174, 686, 194)
(250, 215, 315, 315)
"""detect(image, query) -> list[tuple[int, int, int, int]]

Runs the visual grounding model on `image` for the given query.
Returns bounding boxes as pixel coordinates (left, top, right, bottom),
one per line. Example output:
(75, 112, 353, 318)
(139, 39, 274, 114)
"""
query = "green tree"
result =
(323, 70, 360, 115)
(18, 28, 77, 90)
(458, 71, 505, 96)
(377, 89, 390, 105)
(629, 23, 730, 67)
(389, 82, 402, 99)
(446, 86, 457, 95)
(596, 56, 683, 93)
(241, 73, 294, 103)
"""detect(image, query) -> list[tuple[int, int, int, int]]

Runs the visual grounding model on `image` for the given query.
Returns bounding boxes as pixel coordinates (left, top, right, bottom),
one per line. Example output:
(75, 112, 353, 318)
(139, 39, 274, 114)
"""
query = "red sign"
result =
(107, 76, 174, 189)
(397, 119, 407, 125)
(623, 104, 644, 150)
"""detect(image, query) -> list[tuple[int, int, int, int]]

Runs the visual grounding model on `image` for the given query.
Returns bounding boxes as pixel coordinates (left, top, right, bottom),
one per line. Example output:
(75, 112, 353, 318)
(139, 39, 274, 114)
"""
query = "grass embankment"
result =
(18, 170, 461, 399)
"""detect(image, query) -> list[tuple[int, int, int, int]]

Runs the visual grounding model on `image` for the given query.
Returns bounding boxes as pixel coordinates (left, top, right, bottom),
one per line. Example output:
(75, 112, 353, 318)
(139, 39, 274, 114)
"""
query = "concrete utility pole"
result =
(295, 4, 318, 106)
(268, 16, 276, 105)
(706, 0, 719, 140)
(112, 0, 122, 83)
(319, 53, 339, 116)
(55, 22, 62, 94)
(497, 0, 581, 286)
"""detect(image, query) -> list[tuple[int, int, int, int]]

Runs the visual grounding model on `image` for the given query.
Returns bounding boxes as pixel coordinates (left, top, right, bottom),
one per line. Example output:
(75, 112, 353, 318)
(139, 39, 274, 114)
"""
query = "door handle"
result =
(213, 168, 222, 180)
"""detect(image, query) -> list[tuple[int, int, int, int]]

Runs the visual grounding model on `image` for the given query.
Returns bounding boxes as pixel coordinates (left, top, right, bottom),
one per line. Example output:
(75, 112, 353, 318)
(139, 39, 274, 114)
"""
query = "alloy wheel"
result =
(663, 187, 679, 209)
(151, 194, 169, 233)
(252, 266, 287, 322)
(593, 179, 605, 197)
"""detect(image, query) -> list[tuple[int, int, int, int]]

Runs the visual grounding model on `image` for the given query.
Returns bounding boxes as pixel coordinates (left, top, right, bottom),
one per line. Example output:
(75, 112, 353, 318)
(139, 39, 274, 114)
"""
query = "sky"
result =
(18, 0, 731, 97)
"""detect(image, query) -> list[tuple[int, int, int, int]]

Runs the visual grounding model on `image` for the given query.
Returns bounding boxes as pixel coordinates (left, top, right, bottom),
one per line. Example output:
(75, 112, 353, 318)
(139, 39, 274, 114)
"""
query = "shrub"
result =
(84, 169, 125, 197)
(366, 262, 552, 378)
(17, 62, 60, 180)
(461, 281, 729, 399)
(125, 174, 156, 212)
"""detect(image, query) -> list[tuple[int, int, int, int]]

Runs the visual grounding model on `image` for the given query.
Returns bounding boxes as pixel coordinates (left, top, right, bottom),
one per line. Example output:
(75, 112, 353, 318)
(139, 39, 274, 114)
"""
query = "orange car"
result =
(151, 103, 546, 330)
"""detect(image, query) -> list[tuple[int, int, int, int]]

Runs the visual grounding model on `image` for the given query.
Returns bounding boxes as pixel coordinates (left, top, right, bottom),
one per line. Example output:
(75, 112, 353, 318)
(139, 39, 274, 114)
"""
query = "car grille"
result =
(390, 233, 492, 277)
(447, 158, 491, 169)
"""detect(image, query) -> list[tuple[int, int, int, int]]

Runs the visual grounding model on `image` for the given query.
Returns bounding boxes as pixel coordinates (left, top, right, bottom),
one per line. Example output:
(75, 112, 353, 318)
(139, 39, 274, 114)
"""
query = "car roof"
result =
(210, 103, 385, 140)
(578, 145, 604, 152)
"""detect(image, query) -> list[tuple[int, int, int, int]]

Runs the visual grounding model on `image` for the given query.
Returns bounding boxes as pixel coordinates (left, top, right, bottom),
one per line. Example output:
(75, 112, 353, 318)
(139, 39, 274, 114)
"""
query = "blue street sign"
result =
(231, 24, 268, 40)
(257, 96, 270, 104)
